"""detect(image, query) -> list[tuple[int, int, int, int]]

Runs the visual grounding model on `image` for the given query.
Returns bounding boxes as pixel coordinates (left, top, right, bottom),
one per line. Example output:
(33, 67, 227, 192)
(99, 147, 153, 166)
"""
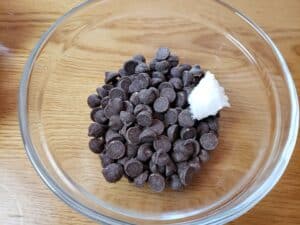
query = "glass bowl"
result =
(19, 0, 299, 224)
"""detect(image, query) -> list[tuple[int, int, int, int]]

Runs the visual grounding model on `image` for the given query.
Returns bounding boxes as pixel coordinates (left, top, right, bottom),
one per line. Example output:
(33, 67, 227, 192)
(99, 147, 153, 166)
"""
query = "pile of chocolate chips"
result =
(87, 48, 219, 192)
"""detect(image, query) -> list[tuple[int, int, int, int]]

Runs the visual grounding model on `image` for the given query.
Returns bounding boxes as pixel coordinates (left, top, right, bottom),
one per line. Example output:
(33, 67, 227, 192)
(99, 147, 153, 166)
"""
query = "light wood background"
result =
(0, 0, 299, 224)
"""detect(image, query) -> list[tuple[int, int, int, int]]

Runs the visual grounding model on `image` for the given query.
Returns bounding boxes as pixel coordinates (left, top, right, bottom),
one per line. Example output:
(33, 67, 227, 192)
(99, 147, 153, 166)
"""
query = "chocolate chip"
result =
(126, 144, 138, 158)
(149, 119, 164, 135)
(101, 96, 110, 108)
(151, 78, 163, 86)
(149, 160, 158, 173)
(123, 100, 134, 113)
(153, 135, 171, 152)
(109, 87, 126, 100)
(136, 111, 153, 127)
(158, 81, 173, 90)
(149, 87, 160, 98)
(129, 92, 140, 105)
(149, 59, 157, 70)
(102, 163, 124, 183)
(197, 121, 210, 135)
(179, 64, 192, 71)
(170, 67, 181, 78)
(178, 109, 195, 127)
(176, 91, 187, 108)
(160, 87, 176, 103)
(124, 60, 139, 75)
(105, 129, 123, 143)
(182, 139, 197, 156)
(169, 174, 183, 191)
(199, 149, 210, 163)
(189, 64, 202, 76)
(171, 151, 189, 163)
(126, 126, 142, 144)
(137, 144, 153, 162)
(165, 108, 178, 125)
(134, 104, 152, 115)
(135, 63, 149, 73)
(183, 86, 193, 96)
(178, 165, 195, 186)
(93, 109, 106, 124)
(87, 94, 101, 108)
(152, 71, 166, 80)
(128, 74, 149, 93)
(200, 132, 218, 150)
(182, 71, 194, 87)
(153, 97, 169, 113)
(133, 54, 146, 63)
(89, 138, 105, 154)
(206, 116, 219, 132)
(134, 171, 149, 187)
(165, 160, 176, 177)
(108, 115, 123, 131)
(155, 60, 169, 73)
(88, 123, 106, 138)
(156, 47, 170, 61)
(138, 89, 156, 105)
(106, 140, 126, 160)
(169, 77, 183, 90)
(180, 127, 196, 140)
(124, 159, 144, 178)
(96, 87, 108, 98)
(117, 77, 131, 93)
(120, 111, 135, 125)
(119, 68, 127, 77)
(117, 157, 129, 166)
(167, 54, 179, 67)
(105, 71, 120, 84)
(99, 153, 114, 168)
(148, 173, 165, 192)
(167, 124, 179, 142)
(139, 128, 157, 143)
(158, 165, 165, 175)
(154, 151, 171, 166)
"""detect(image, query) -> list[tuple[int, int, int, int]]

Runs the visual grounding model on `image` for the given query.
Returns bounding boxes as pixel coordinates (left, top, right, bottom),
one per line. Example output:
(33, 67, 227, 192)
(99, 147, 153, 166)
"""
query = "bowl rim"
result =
(18, 0, 299, 224)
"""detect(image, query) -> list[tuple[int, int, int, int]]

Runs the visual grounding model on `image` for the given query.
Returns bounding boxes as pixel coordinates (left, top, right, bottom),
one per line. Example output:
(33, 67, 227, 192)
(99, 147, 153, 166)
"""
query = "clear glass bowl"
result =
(19, 0, 299, 224)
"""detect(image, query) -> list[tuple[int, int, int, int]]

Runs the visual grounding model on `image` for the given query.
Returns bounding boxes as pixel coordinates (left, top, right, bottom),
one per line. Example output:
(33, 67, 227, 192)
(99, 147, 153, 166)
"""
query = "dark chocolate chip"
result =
(101, 96, 110, 108)
(180, 127, 196, 140)
(139, 128, 157, 143)
(170, 67, 182, 78)
(206, 116, 219, 132)
(117, 77, 131, 93)
(167, 124, 179, 142)
(150, 119, 165, 135)
(106, 140, 126, 160)
(92, 108, 105, 123)
(199, 150, 210, 163)
(105, 71, 120, 84)
(126, 126, 142, 144)
(197, 121, 210, 135)
(182, 71, 194, 87)
(138, 89, 156, 105)
(155, 47, 170, 61)
(148, 87, 160, 98)
(134, 171, 149, 187)
(165, 108, 178, 125)
(136, 111, 153, 127)
(124, 60, 139, 75)
(129, 92, 140, 105)
(124, 159, 144, 178)
(148, 173, 165, 192)
(165, 160, 176, 177)
(178, 165, 195, 186)
(89, 138, 105, 154)
(152, 71, 166, 80)
(160, 87, 176, 103)
(135, 63, 149, 73)
(182, 139, 197, 156)
(169, 174, 183, 191)
(149, 59, 157, 70)
(105, 129, 123, 143)
(199, 132, 218, 150)
(149, 160, 158, 173)
(123, 100, 134, 113)
(189, 64, 202, 76)
(96, 87, 108, 98)
(117, 157, 129, 166)
(176, 91, 187, 108)
(167, 54, 179, 67)
(109, 87, 126, 100)
(179, 64, 192, 71)
(155, 60, 169, 72)
(126, 144, 138, 158)
(128, 73, 149, 93)
(171, 151, 189, 162)
(108, 115, 123, 131)
(158, 81, 173, 91)
(183, 86, 193, 96)
(99, 153, 114, 168)
(151, 78, 163, 86)
(153, 135, 171, 152)
(120, 111, 135, 125)
(132, 54, 146, 63)
(169, 77, 183, 90)
(88, 123, 106, 138)
(153, 97, 169, 113)
(154, 151, 171, 166)
(119, 68, 127, 77)
(134, 104, 152, 115)
(137, 144, 153, 162)
(87, 94, 101, 108)
(102, 163, 124, 183)
(178, 109, 195, 127)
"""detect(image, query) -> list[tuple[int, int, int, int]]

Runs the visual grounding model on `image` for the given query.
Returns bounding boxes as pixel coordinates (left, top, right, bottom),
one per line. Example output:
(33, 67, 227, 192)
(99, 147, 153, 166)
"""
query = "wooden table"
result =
(0, 0, 299, 224)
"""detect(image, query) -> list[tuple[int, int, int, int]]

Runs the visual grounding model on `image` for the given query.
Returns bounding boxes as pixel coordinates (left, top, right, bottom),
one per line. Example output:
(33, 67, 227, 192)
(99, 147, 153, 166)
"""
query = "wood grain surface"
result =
(0, 0, 299, 225)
